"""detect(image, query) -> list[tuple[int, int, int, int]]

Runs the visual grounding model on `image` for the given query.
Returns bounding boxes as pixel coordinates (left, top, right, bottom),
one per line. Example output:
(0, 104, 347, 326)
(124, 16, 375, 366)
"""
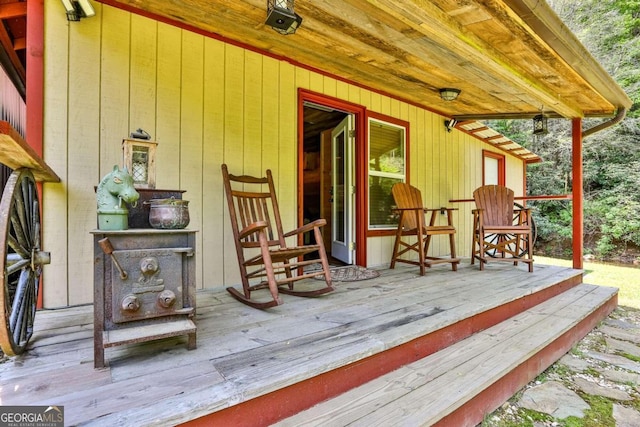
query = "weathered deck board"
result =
(275, 284, 617, 426)
(0, 262, 585, 426)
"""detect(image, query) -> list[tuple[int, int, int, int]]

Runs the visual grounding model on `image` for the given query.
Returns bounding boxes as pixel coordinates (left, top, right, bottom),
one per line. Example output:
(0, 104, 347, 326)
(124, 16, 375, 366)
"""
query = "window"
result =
(368, 116, 407, 230)
(483, 150, 505, 186)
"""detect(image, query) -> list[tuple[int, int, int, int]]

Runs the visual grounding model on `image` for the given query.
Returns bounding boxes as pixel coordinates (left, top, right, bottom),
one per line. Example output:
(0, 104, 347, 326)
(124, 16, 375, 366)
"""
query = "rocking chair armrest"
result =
(424, 207, 458, 212)
(238, 221, 269, 240)
(283, 218, 327, 237)
(393, 207, 426, 213)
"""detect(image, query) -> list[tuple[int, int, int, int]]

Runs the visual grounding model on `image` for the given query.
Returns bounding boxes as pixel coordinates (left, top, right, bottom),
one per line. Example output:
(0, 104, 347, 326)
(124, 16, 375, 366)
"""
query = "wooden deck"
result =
(0, 262, 614, 426)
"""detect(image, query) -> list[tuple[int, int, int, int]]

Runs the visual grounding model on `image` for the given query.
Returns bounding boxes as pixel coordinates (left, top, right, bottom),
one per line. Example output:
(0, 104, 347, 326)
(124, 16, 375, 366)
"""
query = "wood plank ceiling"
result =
(0, 0, 26, 96)
(99, 0, 632, 122)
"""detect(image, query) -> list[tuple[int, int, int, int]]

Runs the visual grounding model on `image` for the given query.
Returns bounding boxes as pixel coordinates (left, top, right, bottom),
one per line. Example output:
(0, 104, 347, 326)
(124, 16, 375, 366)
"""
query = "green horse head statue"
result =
(96, 165, 140, 214)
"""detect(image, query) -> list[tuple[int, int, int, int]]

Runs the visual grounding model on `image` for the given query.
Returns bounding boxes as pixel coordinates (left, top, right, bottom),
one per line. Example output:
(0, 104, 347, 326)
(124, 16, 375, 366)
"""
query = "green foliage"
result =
(490, 1, 640, 261)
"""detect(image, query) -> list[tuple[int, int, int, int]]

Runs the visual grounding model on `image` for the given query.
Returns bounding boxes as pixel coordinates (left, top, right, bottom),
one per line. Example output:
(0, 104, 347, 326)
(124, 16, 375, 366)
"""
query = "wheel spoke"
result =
(8, 220, 29, 259)
(9, 269, 29, 330)
(7, 257, 30, 275)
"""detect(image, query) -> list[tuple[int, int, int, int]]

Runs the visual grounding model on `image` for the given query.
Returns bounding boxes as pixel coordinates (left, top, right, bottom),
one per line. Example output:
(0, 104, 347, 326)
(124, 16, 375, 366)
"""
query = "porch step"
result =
(274, 283, 618, 427)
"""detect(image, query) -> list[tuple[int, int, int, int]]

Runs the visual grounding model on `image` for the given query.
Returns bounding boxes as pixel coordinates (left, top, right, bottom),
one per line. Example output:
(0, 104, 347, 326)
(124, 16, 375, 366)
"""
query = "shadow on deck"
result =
(0, 261, 617, 426)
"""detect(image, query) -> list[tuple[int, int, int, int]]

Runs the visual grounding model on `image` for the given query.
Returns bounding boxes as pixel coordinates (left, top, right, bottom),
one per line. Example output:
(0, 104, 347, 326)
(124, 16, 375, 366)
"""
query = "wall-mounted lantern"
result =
(266, 0, 303, 35)
(60, 0, 95, 21)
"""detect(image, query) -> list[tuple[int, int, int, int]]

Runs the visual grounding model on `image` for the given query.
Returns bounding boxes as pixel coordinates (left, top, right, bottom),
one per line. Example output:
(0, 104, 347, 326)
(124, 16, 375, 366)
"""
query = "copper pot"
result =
(146, 198, 190, 229)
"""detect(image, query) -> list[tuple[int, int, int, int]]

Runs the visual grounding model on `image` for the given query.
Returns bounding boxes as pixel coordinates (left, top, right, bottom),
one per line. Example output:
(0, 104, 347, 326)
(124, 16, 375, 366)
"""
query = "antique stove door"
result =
(111, 247, 193, 323)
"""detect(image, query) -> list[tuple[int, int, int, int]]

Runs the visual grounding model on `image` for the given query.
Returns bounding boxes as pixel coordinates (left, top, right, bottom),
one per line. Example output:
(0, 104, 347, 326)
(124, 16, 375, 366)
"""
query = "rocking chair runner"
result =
(221, 164, 334, 309)
(471, 185, 534, 272)
(389, 183, 460, 275)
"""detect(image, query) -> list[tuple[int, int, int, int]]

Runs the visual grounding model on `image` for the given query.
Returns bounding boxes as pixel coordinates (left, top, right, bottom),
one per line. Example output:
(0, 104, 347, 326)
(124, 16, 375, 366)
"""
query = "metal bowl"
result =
(147, 198, 190, 229)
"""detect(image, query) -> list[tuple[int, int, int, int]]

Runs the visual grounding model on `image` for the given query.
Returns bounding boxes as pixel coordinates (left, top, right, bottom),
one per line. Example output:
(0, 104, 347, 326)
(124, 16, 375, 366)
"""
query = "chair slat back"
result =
(222, 164, 284, 248)
(473, 185, 514, 226)
(392, 183, 424, 230)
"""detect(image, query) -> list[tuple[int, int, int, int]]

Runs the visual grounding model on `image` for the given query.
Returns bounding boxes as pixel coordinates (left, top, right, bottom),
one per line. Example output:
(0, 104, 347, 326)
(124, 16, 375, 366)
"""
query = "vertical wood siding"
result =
(41, 3, 525, 307)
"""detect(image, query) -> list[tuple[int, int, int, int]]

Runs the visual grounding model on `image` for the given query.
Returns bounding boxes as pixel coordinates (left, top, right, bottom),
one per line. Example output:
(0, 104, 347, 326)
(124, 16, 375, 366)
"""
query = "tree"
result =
(490, 0, 640, 261)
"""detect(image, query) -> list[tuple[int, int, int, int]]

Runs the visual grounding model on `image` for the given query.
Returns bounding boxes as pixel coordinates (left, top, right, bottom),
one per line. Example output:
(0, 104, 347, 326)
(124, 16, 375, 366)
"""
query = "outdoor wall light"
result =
(61, 0, 95, 21)
(439, 88, 461, 101)
(266, 0, 303, 35)
(533, 114, 548, 135)
(444, 119, 458, 133)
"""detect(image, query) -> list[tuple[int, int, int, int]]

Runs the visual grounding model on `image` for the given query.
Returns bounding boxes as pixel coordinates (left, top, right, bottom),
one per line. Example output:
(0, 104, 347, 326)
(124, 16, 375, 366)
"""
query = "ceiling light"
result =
(439, 88, 461, 102)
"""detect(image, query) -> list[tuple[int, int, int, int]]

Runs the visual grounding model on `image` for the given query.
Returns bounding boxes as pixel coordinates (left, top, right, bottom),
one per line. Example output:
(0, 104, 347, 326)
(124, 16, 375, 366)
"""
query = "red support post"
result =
(572, 118, 583, 270)
(27, 0, 46, 308)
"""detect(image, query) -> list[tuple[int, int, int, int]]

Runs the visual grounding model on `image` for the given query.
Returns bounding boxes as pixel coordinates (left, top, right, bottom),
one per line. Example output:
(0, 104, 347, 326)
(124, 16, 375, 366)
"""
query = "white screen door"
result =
(331, 115, 355, 264)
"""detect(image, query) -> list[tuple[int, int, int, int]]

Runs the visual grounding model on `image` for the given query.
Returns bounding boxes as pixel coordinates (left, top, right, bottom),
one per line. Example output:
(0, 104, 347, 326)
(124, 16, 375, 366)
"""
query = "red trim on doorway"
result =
(298, 89, 367, 266)
(27, 0, 45, 308)
(572, 118, 584, 269)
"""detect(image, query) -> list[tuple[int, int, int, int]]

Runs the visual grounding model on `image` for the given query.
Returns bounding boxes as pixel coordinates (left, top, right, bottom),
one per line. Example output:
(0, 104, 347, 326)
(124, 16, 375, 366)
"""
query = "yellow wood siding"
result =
(41, 2, 526, 306)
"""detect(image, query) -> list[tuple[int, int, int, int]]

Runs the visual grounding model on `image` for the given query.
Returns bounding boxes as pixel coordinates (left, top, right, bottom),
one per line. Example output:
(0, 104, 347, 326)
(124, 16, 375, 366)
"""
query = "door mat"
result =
(313, 265, 380, 282)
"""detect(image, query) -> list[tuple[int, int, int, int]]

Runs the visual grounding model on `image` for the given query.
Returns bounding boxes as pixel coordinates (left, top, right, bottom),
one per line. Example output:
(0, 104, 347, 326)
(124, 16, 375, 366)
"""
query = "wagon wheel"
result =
(484, 202, 537, 258)
(0, 168, 50, 355)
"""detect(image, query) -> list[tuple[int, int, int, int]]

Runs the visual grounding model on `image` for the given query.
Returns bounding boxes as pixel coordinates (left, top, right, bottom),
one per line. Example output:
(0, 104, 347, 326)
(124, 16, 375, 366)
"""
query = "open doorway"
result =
(302, 102, 349, 264)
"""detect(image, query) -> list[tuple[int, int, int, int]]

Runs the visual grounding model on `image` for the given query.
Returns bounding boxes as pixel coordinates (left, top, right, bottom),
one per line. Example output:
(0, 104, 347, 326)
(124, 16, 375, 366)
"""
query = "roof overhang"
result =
(99, 0, 631, 123)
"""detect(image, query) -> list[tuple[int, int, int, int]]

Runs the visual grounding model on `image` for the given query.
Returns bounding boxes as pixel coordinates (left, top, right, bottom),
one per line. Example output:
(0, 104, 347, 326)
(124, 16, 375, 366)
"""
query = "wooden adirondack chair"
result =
(221, 164, 334, 309)
(389, 183, 460, 275)
(471, 185, 534, 272)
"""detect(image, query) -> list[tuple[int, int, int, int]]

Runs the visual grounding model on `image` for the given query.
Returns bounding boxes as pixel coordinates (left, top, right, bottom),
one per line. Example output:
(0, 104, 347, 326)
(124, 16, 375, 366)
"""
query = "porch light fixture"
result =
(439, 88, 461, 102)
(266, 0, 303, 35)
(532, 114, 548, 135)
(61, 0, 95, 21)
(444, 119, 458, 133)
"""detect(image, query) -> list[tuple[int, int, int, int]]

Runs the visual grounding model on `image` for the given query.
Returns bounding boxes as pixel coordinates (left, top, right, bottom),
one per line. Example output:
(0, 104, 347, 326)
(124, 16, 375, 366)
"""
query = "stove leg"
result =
(94, 336, 105, 369)
(187, 332, 197, 350)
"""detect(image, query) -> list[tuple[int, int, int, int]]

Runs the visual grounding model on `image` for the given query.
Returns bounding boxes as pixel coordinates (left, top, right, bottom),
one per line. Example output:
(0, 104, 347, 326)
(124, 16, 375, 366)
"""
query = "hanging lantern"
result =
(533, 114, 548, 135)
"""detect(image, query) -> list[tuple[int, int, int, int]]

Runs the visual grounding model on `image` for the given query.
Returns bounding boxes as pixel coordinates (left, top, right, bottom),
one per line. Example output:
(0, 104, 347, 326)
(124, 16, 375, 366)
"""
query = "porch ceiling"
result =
(99, 0, 632, 121)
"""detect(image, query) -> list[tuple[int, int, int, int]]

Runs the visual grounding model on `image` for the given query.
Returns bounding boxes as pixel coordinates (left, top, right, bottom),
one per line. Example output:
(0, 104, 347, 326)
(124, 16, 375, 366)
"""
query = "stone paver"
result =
(599, 325, 640, 344)
(558, 354, 591, 372)
(613, 404, 640, 427)
(597, 367, 640, 386)
(606, 336, 640, 358)
(518, 381, 590, 419)
(573, 377, 633, 401)
(586, 350, 640, 373)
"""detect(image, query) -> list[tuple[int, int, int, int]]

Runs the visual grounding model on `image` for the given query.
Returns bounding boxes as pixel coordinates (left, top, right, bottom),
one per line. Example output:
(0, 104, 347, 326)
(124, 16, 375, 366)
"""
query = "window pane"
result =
(369, 121, 404, 175)
(484, 156, 499, 185)
(368, 118, 406, 229)
(369, 176, 401, 228)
